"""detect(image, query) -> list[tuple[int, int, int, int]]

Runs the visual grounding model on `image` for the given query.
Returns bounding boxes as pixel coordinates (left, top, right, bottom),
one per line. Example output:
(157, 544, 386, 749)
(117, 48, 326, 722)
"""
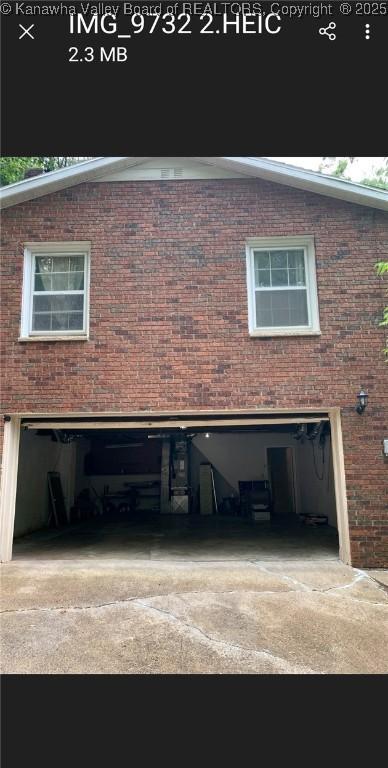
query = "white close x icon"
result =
(19, 24, 35, 40)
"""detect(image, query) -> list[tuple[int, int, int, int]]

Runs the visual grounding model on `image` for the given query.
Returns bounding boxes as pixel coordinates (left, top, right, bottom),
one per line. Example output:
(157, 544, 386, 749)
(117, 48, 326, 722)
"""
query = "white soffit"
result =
(1, 156, 388, 211)
(100, 158, 246, 181)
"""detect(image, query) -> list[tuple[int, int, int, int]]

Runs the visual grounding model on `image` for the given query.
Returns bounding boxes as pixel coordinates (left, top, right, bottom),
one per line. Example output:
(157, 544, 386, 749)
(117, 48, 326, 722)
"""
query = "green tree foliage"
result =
(320, 157, 351, 180)
(0, 157, 41, 186)
(0, 157, 94, 186)
(321, 158, 388, 357)
(361, 166, 388, 190)
(376, 262, 388, 358)
(320, 157, 388, 190)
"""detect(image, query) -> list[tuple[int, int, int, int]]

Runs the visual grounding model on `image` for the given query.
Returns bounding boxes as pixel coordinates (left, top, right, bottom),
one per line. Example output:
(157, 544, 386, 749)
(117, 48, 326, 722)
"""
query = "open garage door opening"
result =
(11, 414, 341, 562)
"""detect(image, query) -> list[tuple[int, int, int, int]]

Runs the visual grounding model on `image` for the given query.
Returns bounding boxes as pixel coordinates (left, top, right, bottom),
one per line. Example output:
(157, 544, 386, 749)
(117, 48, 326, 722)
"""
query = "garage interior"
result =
(12, 415, 339, 561)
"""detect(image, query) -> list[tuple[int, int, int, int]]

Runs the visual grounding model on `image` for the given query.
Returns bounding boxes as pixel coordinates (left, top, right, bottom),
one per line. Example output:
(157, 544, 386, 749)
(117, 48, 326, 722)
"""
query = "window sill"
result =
(249, 329, 321, 338)
(18, 336, 89, 343)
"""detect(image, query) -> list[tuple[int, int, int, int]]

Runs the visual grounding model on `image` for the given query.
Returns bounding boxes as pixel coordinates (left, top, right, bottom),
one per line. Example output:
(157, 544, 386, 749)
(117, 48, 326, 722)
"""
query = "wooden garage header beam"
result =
(22, 417, 329, 430)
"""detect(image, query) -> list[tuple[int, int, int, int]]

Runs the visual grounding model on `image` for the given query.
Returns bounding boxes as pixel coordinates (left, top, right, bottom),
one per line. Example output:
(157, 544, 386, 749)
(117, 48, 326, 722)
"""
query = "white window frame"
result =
(245, 235, 320, 337)
(20, 242, 91, 341)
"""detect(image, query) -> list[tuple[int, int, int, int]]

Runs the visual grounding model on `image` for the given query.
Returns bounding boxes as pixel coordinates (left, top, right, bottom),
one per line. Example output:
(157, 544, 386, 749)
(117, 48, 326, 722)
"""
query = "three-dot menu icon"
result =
(365, 23, 371, 40)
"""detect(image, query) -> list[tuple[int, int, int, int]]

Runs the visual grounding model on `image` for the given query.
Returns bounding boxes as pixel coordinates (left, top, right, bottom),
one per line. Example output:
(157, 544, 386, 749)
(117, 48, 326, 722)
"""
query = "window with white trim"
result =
(246, 236, 320, 336)
(21, 243, 90, 339)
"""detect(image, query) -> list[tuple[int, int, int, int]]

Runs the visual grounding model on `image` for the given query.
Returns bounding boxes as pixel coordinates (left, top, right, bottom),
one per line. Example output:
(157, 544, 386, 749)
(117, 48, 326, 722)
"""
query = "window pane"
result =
(52, 256, 70, 272)
(68, 312, 84, 330)
(289, 291, 309, 324)
(275, 309, 292, 326)
(68, 272, 84, 290)
(288, 268, 306, 287)
(254, 251, 270, 270)
(271, 292, 287, 310)
(35, 256, 53, 274)
(35, 254, 85, 273)
(256, 309, 273, 327)
(70, 256, 84, 271)
(66, 295, 84, 311)
(34, 273, 52, 291)
(52, 273, 69, 291)
(49, 312, 83, 331)
(32, 312, 84, 332)
(271, 269, 288, 287)
(270, 251, 287, 268)
(33, 295, 52, 312)
(255, 270, 271, 288)
(32, 314, 51, 331)
(257, 292, 272, 311)
(255, 289, 308, 328)
(51, 313, 70, 330)
(287, 250, 305, 269)
(33, 294, 84, 313)
(34, 256, 85, 291)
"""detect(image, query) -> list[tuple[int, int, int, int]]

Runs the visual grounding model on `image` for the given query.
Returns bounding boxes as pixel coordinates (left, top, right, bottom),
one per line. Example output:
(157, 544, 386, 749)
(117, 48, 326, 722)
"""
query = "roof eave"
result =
(1, 156, 387, 212)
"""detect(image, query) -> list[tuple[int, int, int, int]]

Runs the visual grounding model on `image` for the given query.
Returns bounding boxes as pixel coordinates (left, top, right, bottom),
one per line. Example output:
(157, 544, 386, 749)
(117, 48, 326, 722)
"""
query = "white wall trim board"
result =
(0, 418, 21, 562)
(329, 409, 351, 565)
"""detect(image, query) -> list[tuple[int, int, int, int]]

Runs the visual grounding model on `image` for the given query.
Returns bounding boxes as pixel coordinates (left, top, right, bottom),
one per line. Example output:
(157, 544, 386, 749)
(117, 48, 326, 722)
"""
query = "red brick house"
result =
(0, 157, 387, 568)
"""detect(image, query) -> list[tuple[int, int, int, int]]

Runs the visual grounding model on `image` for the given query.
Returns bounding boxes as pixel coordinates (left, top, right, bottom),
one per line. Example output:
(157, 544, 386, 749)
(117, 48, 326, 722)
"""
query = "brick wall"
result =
(1, 178, 387, 566)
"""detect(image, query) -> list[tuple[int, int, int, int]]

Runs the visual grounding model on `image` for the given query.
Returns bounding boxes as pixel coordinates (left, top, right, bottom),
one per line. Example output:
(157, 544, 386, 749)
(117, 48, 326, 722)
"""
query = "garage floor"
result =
(11, 515, 339, 562)
(2, 517, 388, 674)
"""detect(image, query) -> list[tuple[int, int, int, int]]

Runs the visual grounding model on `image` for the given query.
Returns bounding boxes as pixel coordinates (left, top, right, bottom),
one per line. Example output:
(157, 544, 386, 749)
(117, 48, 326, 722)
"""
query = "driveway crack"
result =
(132, 597, 319, 674)
(0, 588, 291, 615)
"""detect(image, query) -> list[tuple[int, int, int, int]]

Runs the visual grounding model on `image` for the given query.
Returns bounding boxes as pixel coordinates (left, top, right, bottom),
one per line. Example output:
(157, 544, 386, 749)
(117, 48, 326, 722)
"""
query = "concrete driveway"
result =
(1, 558, 387, 674)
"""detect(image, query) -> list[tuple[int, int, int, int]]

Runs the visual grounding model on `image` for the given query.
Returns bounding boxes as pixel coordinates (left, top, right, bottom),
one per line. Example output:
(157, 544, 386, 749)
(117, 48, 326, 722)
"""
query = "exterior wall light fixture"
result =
(356, 389, 368, 415)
